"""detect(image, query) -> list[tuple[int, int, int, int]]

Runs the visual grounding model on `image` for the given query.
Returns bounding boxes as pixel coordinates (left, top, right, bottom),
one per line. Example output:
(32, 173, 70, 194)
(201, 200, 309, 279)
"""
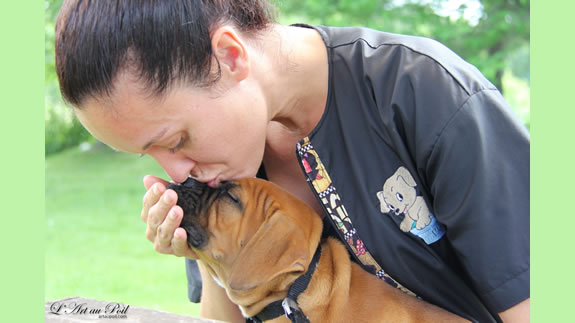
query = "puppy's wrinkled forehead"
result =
(168, 178, 212, 215)
(168, 178, 237, 216)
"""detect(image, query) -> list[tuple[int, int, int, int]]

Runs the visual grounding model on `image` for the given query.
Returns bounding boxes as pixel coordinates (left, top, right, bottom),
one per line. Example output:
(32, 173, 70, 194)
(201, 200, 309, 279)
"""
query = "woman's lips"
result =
(190, 175, 219, 188)
(207, 178, 219, 188)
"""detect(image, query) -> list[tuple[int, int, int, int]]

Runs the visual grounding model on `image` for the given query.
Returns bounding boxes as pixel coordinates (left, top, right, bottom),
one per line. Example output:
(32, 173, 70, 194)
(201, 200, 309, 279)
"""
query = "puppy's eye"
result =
(396, 193, 403, 201)
(219, 189, 240, 205)
(217, 185, 241, 208)
(226, 192, 240, 204)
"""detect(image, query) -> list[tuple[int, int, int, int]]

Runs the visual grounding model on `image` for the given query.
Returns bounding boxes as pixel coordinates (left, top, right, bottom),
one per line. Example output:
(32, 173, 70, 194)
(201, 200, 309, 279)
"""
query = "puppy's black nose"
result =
(181, 177, 207, 189)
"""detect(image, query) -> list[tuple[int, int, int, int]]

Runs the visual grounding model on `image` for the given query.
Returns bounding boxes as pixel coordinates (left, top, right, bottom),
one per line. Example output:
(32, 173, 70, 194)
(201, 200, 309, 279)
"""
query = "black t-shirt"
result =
(291, 24, 529, 322)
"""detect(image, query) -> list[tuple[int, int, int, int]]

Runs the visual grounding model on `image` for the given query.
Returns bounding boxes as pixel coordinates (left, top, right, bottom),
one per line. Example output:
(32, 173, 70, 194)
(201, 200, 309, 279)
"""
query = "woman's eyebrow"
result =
(142, 127, 169, 151)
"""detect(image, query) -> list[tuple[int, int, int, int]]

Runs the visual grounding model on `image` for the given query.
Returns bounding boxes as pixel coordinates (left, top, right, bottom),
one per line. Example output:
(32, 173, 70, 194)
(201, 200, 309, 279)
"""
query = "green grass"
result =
(45, 144, 200, 316)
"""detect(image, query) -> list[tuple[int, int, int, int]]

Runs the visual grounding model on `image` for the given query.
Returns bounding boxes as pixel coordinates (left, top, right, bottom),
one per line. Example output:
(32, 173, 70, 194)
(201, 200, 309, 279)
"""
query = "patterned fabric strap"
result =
(297, 137, 416, 297)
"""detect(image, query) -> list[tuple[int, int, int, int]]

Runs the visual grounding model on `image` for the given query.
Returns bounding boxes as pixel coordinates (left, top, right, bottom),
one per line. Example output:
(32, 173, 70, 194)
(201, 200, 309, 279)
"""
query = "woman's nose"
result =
(148, 150, 196, 184)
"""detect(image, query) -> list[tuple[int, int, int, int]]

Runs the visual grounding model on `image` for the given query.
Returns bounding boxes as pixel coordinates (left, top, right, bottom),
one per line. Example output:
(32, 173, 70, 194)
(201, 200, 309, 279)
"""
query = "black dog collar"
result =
(246, 245, 322, 323)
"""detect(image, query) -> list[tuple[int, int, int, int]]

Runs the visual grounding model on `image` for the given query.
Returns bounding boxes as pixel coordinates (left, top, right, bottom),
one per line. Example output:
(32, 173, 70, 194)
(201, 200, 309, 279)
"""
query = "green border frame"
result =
(0, 0, 567, 320)
(531, 0, 574, 321)
(0, 0, 44, 321)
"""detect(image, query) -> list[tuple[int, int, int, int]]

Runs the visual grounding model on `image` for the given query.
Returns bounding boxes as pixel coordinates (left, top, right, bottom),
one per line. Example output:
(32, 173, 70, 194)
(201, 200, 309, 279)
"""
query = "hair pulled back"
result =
(55, 0, 276, 106)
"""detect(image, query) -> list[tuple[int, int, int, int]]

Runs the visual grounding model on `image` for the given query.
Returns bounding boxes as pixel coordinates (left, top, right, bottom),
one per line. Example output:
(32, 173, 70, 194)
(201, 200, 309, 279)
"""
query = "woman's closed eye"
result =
(169, 135, 186, 153)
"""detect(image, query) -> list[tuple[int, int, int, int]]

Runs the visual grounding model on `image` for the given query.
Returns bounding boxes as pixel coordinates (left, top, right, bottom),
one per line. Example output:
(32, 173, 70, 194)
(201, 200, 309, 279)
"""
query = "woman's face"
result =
(76, 72, 269, 186)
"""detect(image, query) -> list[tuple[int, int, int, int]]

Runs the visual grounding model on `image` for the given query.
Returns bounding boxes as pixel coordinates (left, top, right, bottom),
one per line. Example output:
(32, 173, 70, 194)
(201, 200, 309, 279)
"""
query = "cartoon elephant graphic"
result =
(377, 167, 432, 232)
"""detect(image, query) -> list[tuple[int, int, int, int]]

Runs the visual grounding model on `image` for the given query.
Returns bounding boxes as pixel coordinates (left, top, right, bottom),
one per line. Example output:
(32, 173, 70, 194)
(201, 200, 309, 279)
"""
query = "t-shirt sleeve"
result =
(424, 88, 530, 312)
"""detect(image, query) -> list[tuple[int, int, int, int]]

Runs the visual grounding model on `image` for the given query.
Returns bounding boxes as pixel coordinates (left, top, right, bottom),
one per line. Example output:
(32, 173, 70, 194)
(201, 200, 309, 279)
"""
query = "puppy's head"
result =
(167, 177, 323, 310)
(167, 178, 239, 250)
(377, 166, 418, 215)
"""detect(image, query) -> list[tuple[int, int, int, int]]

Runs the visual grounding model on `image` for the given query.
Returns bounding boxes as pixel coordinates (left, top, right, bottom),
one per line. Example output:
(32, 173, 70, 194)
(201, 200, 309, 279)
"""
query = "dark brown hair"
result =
(55, 0, 276, 107)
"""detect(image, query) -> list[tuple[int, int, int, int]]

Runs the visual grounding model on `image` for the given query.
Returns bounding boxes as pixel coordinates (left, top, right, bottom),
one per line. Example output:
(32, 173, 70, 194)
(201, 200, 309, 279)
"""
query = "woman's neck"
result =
(256, 24, 329, 151)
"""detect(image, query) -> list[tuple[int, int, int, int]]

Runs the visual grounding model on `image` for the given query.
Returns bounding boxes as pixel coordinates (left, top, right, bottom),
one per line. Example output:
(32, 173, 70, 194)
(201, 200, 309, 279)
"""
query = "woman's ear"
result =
(211, 26, 250, 82)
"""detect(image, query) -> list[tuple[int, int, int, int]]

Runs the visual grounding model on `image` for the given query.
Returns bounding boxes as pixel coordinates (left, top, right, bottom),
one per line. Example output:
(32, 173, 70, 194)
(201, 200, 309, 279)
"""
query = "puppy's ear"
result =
(377, 191, 391, 213)
(227, 211, 316, 291)
(396, 166, 416, 187)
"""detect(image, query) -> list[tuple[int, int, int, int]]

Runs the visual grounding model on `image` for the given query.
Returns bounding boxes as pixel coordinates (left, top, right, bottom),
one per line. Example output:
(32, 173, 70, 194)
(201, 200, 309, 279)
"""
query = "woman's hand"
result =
(141, 175, 198, 259)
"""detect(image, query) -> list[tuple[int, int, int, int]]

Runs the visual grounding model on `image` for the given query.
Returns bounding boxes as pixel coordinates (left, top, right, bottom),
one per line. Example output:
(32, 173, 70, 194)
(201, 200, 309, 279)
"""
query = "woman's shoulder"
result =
(309, 24, 495, 96)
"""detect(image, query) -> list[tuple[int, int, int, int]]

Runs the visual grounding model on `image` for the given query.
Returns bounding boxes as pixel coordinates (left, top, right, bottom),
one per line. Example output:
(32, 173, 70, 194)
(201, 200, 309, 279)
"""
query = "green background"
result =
(530, 0, 574, 322)
(0, 0, 44, 322)
(1, 0, 571, 321)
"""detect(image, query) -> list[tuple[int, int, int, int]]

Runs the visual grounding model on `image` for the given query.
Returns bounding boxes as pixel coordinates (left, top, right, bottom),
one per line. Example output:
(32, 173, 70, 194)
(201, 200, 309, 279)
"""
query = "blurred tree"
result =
(276, 0, 530, 92)
(45, 0, 93, 155)
(451, 0, 530, 90)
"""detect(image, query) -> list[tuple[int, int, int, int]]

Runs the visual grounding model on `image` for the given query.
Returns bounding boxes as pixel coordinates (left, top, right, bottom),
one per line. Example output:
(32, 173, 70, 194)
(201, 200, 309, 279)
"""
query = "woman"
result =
(54, 0, 529, 322)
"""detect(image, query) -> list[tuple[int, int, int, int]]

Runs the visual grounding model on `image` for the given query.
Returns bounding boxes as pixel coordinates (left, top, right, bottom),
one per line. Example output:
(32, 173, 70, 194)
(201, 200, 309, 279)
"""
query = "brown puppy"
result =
(168, 178, 468, 322)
